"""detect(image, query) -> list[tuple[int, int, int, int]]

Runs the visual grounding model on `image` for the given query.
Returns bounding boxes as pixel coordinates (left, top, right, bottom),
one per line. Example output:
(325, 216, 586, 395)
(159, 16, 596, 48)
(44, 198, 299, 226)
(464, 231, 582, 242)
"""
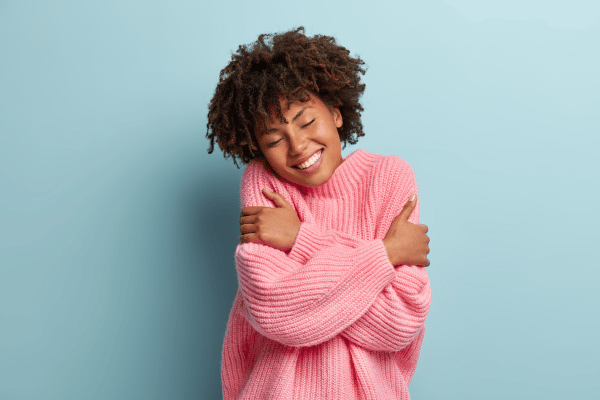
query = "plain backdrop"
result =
(1, 0, 599, 399)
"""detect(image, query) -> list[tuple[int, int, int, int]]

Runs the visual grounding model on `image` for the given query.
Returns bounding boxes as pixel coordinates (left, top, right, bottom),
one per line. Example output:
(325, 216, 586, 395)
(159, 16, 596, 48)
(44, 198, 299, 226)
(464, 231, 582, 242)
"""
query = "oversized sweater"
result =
(222, 149, 431, 400)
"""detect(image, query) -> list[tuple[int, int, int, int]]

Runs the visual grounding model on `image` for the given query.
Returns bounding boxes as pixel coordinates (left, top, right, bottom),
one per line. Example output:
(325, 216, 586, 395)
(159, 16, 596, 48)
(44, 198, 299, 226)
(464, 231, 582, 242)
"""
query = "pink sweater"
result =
(222, 149, 431, 400)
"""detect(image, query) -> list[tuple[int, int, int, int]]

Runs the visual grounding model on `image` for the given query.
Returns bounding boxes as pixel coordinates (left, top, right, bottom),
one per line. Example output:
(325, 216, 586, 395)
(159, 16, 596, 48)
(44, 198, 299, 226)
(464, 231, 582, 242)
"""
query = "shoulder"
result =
(348, 149, 412, 174)
(360, 151, 420, 224)
(240, 159, 298, 208)
(372, 153, 413, 174)
(354, 152, 418, 213)
(358, 151, 416, 187)
(241, 158, 273, 182)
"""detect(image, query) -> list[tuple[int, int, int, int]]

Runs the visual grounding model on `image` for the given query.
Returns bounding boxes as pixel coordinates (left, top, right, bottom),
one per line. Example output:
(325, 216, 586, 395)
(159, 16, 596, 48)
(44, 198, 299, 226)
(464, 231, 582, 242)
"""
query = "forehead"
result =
(268, 96, 315, 119)
(254, 97, 317, 135)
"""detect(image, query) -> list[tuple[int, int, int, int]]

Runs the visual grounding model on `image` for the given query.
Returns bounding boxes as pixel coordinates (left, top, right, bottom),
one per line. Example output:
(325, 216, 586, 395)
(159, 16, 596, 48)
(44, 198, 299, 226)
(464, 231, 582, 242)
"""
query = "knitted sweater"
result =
(222, 149, 431, 400)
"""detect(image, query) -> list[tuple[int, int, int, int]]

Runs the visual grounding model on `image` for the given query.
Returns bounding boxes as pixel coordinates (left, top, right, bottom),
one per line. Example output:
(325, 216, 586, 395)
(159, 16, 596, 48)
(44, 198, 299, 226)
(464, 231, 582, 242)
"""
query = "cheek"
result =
(315, 121, 334, 141)
(264, 149, 288, 170)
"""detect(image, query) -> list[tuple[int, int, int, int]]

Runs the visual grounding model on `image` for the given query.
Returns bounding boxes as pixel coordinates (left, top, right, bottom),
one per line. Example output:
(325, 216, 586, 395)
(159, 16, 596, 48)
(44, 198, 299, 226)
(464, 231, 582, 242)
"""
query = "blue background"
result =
(1, 0, 599, 399)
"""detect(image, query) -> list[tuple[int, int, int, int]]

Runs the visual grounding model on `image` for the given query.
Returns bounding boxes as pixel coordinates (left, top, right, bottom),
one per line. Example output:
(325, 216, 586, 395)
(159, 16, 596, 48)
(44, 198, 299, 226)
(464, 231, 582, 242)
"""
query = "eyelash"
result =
(302, 119, 315, 128)
(267, 119, 315, 147)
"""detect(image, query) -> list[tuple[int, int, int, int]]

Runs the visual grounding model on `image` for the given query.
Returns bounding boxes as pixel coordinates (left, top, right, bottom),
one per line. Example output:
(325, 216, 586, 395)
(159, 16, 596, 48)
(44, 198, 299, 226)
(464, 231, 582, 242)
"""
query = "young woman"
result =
(207, 27, 431, 400)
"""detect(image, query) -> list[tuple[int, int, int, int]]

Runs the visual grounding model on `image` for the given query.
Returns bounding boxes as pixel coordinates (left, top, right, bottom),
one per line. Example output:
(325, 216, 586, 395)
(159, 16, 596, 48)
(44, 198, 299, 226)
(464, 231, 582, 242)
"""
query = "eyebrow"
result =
(265, 107, 310, 134)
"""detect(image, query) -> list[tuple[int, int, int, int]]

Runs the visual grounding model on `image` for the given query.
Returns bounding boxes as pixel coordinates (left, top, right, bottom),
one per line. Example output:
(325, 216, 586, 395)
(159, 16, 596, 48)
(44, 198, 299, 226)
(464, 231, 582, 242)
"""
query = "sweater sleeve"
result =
(235, 161, 396, 347)
(236, 158, 430, 350)
(236, 240, 395, 347)
(289, 226, 430, 352)
(288, 157, 431, 352)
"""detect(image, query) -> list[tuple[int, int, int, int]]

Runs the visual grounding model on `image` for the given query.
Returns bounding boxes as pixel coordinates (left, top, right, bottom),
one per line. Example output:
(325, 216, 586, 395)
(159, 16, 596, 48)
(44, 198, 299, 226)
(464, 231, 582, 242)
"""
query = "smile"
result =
(294, 150, 323, 170)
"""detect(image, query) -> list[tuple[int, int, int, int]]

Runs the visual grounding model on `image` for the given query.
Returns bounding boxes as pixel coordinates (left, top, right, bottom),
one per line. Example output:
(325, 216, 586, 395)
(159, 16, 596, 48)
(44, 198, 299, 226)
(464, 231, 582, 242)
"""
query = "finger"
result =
(241, 206, 265, 216)
(262, 188, 291, 208)
(240, 232, 261, 245)
(398, 194, 417, 220)
(239, 215, 258, 225)
(240, 224, 258, 235)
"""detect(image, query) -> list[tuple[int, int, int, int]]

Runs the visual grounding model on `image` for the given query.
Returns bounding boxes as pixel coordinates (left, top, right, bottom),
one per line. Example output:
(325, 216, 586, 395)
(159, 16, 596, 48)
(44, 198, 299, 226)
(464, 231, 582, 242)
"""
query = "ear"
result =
(331, 107, 343, 128)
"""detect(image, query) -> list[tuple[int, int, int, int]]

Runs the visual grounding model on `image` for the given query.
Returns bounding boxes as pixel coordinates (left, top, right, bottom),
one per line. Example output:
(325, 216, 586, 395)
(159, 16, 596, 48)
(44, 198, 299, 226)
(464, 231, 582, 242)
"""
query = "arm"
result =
(285, 227, 429, 352)
(288, 236, 429, 353)
(235, 237, 395, 347)
(235, 161, 395, 347)
(236, 158, 430, 350)
(286, 161, 430, 352)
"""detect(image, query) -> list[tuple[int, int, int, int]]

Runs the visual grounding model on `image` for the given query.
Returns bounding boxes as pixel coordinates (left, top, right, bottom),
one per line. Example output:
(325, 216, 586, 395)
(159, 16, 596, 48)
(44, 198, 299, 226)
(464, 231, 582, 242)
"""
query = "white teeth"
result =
(297, 151, 322, 169)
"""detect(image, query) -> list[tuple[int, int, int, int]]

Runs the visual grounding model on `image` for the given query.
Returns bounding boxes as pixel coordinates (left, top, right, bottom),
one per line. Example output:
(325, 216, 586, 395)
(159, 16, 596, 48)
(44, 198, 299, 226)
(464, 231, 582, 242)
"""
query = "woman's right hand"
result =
(382, 195, 430, 267)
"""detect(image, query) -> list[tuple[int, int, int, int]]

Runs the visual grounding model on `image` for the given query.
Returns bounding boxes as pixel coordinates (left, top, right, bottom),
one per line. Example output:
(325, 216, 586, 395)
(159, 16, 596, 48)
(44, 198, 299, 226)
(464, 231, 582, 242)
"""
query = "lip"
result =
(292, 149, 323, 168)
(293, 149, 324, 175)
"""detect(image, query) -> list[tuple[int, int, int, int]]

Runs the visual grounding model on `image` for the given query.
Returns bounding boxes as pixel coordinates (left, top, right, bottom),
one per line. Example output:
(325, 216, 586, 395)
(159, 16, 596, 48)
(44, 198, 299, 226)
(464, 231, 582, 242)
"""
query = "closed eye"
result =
(302, 119, 315, 128)
(267, 139, 282, 147)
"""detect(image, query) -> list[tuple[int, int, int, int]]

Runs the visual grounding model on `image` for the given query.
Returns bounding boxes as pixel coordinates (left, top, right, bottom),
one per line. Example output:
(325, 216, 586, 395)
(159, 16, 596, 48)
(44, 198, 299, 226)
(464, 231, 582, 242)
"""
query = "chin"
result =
(294, 171, 332, 187)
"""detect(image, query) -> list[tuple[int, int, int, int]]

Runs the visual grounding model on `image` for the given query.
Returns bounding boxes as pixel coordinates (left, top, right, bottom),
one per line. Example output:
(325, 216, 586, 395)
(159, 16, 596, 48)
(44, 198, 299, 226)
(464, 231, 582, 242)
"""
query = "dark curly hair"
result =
(206, 27, 367, 167)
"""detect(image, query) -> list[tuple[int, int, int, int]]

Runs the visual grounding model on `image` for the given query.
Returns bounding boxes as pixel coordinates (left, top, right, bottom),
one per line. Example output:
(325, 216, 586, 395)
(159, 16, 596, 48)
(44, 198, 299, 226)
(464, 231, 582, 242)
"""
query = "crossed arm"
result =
(235, 160, 431, 351)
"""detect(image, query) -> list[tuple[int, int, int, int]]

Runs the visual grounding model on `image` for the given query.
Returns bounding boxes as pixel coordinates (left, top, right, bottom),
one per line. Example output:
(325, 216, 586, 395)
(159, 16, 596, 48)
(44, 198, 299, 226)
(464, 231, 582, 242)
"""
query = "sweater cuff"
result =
(395, 263, 431, 298)
(348, 239, 397, 295)
(288, 222, 330, 264)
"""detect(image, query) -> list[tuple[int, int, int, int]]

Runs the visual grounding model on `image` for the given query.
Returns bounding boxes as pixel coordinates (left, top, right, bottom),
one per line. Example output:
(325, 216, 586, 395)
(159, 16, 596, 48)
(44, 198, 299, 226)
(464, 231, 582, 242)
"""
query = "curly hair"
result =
(206, 27, 367, 167)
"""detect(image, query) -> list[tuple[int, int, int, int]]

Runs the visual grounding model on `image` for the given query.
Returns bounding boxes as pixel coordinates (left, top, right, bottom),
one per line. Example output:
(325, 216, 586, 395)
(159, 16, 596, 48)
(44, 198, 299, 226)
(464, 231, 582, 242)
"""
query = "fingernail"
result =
(410, 194, 416, 202)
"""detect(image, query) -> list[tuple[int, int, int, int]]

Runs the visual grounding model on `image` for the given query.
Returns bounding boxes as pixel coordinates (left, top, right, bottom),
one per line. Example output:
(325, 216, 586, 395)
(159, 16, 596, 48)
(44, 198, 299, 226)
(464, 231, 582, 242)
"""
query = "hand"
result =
(382, 194, 430, 267)
(239, 188, 302, 252)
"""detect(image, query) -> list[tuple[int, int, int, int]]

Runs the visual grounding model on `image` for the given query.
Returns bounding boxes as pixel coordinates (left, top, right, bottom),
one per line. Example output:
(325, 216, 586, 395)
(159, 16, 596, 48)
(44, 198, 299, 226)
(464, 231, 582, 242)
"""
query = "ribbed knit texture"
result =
(222, 149, 431, 400)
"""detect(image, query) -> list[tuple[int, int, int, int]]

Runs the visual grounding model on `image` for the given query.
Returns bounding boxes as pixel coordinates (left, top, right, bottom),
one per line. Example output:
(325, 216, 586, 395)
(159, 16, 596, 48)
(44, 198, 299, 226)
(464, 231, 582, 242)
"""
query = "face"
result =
(255, 93, 344, 187)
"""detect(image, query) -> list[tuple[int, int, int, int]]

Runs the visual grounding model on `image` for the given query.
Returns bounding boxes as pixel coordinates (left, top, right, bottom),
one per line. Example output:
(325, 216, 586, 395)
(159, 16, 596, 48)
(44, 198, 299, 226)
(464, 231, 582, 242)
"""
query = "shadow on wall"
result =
(185, 165, 241, 398)
(123, 135, 243, 398)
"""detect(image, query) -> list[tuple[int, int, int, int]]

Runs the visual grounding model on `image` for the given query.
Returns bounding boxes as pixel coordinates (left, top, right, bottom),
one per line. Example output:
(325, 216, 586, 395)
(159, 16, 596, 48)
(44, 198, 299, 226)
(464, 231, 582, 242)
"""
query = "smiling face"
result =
(255, 93, 344, 187)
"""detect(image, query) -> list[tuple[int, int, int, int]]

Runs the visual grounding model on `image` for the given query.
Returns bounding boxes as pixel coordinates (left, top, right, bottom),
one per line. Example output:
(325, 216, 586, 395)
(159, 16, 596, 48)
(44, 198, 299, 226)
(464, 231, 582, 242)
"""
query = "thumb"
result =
(398, 194, 417, 220)
(262, 188, 291, 208)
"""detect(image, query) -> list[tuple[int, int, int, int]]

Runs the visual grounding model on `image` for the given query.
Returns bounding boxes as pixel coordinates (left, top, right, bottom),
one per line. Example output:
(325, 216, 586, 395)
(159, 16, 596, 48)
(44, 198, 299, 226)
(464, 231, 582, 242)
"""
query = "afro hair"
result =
(206, 27, 367, 167)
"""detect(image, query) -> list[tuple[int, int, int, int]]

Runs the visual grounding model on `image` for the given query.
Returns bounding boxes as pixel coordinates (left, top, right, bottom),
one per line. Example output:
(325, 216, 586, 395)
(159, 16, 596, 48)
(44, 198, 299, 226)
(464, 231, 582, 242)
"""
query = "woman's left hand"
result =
(239, 188, 301, 252)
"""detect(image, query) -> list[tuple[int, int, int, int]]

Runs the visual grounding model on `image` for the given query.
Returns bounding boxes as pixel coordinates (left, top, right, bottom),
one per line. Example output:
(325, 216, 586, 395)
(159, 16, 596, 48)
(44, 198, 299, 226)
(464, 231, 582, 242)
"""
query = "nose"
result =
(287, 130, 308, 156)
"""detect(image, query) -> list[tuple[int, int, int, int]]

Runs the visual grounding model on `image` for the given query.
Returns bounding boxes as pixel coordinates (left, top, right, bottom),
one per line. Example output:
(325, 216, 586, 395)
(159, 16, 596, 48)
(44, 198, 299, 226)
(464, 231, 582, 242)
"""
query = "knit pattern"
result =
(222, 149, 431, 400)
